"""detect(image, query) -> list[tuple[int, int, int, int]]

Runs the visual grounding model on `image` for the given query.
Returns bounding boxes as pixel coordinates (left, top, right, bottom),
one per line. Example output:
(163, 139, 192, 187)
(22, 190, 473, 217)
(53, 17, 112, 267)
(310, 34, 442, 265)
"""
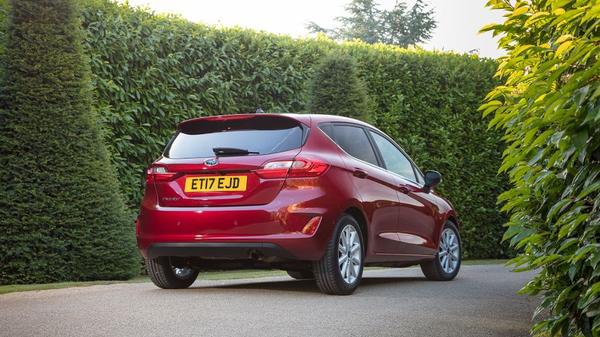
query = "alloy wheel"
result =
(438, 228, 460, 274)
(338, 224, 362, 284)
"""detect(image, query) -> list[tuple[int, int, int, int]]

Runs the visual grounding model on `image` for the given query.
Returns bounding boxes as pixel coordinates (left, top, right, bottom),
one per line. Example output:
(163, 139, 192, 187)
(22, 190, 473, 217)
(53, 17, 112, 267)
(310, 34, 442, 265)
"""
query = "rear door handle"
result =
(353, 169, 368, 179)
(398, 186, 410, 194)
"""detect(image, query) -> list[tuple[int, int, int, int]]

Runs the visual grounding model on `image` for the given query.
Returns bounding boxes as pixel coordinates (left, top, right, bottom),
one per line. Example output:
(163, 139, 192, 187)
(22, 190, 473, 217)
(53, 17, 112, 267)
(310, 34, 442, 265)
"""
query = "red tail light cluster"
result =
(146, 166, 176, 182)
(255, 159, 329, 179)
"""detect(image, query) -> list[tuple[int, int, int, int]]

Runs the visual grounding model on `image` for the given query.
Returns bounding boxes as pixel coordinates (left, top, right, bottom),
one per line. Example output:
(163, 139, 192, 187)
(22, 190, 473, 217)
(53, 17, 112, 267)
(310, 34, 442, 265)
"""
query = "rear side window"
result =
(326, 124, 379, 166)
(165, 116, 304, 159)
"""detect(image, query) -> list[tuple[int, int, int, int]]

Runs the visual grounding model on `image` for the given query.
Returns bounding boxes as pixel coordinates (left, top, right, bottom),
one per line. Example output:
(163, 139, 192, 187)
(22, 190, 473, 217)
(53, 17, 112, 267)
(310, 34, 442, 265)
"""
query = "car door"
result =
(323, 123, 405, 255)
(368, 130, 438, 256)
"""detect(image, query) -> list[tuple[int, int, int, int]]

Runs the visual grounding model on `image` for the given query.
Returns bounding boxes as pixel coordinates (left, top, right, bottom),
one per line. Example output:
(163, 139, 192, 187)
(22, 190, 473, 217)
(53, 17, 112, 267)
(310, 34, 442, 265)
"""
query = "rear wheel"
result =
(286, 270, 314, 280)
(313, 214, 364, 295)
(420, 221, 461, 281)
(146, 257, 199, 289)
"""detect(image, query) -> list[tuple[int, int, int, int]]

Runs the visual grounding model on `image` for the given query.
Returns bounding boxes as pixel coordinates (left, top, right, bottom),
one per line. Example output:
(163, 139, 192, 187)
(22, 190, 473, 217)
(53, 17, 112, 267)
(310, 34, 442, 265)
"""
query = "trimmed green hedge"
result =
(0, 0, 138, 284)
(307, 53, 370, 120)
(0, 0, 507, 258)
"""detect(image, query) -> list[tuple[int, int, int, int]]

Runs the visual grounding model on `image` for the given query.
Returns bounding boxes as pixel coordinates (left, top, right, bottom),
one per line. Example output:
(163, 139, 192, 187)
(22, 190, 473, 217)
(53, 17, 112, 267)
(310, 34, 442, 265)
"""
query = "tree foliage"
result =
(0, 0, 139, 284)
(307, 53, 370, 120)
(480, 0, 599, 335)
(307, 0, 436, 47)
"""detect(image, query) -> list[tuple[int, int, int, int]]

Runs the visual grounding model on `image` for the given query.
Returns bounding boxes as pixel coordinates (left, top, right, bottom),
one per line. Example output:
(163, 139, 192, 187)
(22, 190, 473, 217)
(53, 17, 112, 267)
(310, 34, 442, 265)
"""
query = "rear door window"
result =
(326, 124, 379, 166)
(165, 116, 304, 159)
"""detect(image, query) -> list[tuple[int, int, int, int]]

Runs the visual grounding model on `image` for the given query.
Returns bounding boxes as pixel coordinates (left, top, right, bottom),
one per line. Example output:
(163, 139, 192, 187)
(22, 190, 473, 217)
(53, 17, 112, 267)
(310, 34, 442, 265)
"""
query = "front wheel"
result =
(146, 257, 199, 289)
(313, 214, 364, 295)
(420, 221, 461, 281)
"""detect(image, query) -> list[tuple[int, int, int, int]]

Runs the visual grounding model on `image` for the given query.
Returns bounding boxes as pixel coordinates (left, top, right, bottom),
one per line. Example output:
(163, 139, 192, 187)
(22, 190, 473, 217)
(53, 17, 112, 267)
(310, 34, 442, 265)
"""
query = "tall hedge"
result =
(0, 0, 138, 284)
(0, 0, 506, 258)
(481, 0, 599, 335)
(308, 53, 370, 120)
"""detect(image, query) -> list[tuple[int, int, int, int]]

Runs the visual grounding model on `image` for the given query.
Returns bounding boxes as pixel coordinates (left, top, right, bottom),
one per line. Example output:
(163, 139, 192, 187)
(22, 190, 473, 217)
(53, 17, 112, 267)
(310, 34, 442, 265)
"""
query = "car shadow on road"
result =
(187, 276, 427, 294)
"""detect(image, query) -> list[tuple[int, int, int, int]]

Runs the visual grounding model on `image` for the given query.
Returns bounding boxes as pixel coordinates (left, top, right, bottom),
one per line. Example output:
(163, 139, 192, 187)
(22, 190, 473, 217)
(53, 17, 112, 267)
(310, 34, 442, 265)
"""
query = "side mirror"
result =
(423, 170, 442, 193)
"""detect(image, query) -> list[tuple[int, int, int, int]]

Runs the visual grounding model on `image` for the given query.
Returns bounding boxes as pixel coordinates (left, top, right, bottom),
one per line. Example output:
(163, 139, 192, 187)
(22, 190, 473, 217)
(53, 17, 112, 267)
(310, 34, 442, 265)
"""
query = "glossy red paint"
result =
(136, 113, 458, 268)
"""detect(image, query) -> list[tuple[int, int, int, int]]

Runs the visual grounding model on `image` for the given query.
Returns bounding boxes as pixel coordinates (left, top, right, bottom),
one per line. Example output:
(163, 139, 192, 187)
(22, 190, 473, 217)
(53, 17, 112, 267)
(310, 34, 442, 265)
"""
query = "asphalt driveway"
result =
(0, 264, 537, 337)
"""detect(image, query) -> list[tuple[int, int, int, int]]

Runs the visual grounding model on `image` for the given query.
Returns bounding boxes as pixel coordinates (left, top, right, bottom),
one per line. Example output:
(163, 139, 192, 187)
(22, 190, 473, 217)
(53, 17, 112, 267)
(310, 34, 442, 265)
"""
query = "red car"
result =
(137, 113, 461, 295)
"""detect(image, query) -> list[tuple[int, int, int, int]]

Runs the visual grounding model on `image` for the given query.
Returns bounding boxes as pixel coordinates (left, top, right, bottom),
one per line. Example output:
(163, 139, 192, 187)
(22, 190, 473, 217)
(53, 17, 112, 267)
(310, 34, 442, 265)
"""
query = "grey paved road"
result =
(0, 265, 536, 337)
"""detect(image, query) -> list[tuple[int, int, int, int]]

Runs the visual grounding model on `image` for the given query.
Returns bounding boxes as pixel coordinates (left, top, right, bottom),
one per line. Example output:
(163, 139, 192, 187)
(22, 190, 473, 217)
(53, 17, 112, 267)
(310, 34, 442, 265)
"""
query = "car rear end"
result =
(136, 114, 344, 266)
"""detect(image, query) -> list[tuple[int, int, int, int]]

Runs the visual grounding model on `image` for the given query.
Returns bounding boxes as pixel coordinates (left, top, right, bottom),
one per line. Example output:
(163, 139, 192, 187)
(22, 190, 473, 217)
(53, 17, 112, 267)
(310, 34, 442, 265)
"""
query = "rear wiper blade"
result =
(212, 147, 259, 157)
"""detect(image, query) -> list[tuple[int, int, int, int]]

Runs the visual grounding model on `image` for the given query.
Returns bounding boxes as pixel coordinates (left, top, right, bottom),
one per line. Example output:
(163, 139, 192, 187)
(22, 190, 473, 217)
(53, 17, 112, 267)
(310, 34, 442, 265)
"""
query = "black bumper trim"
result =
(147, 242, 296, 260)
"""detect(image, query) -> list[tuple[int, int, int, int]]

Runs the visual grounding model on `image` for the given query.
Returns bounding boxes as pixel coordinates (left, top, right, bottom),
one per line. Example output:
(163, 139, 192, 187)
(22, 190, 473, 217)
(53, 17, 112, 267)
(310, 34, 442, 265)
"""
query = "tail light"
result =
(146, 165, 176, 182)
(255, 159, 329, 179)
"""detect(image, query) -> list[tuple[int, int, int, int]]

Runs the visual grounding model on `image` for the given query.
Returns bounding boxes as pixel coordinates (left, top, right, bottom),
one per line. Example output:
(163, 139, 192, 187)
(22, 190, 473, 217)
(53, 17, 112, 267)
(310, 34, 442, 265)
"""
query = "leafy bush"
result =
(481, 0, 599, 335)
(0, 0, 139, 284)
(307, 53, 370, 120)
(0, 0, 508, 259)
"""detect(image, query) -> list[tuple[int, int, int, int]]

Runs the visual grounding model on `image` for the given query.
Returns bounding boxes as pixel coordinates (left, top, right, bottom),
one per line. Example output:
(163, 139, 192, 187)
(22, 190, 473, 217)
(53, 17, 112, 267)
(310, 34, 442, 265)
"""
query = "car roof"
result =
(179, 113, 375, 130)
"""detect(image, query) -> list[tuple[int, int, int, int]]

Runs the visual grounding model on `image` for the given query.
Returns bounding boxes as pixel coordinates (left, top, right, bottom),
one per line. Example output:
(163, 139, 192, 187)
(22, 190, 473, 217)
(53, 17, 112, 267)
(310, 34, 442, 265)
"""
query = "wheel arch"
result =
(446, 214, 460, 229)
(343, 206, 369, 253)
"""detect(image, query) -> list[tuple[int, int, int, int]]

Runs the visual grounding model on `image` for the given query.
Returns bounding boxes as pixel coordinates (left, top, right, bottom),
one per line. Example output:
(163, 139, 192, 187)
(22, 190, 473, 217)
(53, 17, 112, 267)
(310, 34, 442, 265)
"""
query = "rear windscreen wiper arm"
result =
(212, 147, 259, 157)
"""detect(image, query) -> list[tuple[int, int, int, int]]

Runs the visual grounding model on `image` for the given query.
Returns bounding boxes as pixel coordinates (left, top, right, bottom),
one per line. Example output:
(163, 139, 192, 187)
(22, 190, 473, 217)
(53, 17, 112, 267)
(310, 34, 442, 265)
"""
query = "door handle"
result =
(398, 186, 410, 194)
(353, 169, 368, 179)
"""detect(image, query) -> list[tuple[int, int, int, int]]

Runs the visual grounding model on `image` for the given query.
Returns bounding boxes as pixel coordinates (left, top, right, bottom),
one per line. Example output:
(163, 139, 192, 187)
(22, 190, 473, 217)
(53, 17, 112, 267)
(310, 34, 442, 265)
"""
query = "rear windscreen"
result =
(165, 116, 305, 159)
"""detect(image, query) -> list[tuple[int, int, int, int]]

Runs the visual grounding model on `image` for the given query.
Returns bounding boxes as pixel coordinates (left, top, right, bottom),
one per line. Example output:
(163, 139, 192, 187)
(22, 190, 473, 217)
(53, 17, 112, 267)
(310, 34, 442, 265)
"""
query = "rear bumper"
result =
(136, 185, 341, 261)
(147, 242, 295, 260)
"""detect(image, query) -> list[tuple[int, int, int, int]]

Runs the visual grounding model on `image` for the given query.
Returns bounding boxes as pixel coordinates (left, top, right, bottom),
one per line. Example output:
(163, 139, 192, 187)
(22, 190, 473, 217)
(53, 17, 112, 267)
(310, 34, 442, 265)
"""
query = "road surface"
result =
(0, 264, 537, 337)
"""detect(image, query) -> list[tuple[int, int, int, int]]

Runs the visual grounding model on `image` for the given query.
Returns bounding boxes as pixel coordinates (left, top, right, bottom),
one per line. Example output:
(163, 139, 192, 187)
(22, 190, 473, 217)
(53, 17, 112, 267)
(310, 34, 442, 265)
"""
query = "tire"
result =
(421, 221, 461, 281)
(146, 256, 199, 289)
(313, 214, 364, 295)
(286, 270, 314, 280)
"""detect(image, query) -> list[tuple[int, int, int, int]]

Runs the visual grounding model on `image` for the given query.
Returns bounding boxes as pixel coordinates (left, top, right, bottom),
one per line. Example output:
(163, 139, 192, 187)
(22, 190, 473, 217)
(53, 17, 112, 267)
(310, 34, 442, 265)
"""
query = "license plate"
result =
(184, 176, 247, 192)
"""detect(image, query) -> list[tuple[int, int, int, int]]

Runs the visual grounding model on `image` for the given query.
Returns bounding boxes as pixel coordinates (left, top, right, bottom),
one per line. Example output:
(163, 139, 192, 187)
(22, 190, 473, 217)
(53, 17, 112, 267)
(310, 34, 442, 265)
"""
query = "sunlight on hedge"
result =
(480, 0, 599, 335)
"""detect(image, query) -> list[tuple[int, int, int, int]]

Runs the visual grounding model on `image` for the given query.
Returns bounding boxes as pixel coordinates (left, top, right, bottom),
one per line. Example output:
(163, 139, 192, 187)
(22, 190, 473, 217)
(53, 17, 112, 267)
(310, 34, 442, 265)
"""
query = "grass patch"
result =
(0, 260, 508, 295)
(0, 276, 148, 295)
(0, 270, 290, 295)
(462, 259, 508, 265)
(201, 269, 287, 280)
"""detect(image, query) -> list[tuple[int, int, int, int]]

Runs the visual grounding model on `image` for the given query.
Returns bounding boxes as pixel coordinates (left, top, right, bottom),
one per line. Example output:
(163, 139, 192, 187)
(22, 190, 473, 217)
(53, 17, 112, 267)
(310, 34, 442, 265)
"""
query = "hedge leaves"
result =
(308, 53, 370, 120)
(0, 0, 138, 284)
(481, 0, 599, 335)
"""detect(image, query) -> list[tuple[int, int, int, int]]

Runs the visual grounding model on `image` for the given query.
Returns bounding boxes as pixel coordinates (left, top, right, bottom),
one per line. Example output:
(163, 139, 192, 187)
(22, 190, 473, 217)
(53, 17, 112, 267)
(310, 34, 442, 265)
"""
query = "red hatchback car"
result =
(137, 113, 461, 295)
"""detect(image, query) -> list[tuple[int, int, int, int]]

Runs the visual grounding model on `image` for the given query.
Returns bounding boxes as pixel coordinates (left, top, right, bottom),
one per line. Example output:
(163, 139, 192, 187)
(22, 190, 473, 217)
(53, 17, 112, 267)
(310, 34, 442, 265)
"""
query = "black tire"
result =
(313, 214, 364, 295)
(286, 270, 314, 280)
(420, 221, 461, 281)
(146, 256, 199, 289)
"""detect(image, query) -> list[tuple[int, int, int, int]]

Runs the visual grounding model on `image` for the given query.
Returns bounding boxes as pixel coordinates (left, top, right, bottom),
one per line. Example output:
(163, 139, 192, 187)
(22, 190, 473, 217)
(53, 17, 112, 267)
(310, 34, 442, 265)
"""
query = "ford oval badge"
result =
(204, 158, 218, 166)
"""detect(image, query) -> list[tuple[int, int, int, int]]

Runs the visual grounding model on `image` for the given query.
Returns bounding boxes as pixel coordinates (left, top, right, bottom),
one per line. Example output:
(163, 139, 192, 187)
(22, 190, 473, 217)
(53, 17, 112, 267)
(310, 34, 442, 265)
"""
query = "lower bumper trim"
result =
(147, 242, 296, 260)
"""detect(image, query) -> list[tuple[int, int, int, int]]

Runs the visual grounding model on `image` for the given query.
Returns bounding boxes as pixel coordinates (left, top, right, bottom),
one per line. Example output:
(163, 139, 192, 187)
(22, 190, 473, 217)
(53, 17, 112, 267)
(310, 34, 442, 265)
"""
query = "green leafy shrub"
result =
(0, 0, 508, 259)
(480, 0, 599, 335)
(307, 53, 370, 120)
(0, 0, 139, 284)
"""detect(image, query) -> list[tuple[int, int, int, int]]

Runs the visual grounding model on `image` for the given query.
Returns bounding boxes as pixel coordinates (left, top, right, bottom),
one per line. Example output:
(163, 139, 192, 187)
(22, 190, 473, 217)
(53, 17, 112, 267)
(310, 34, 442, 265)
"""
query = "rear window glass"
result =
(165, 116, 304, 159)
(328, 124, 379, 166)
